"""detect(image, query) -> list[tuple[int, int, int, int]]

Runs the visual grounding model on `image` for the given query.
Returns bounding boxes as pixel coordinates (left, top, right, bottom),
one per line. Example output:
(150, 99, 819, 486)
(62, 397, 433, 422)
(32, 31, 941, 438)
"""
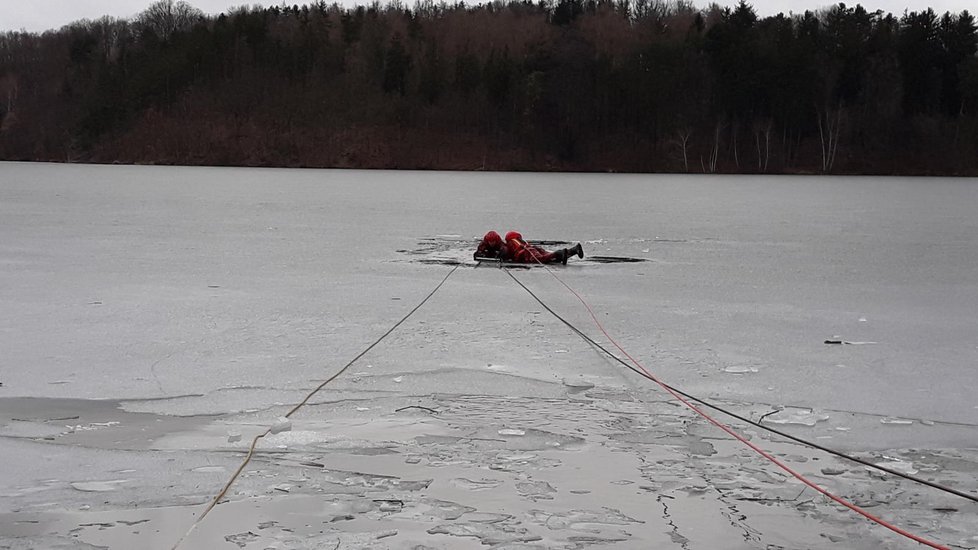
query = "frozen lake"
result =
(1, 162, 976, 549)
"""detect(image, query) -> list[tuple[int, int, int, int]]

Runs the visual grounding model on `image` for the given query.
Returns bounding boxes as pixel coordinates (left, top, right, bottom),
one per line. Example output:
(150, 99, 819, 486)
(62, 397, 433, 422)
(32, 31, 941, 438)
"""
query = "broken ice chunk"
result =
(516, 480, 556, 500)
(534, 507, 642, 529)
(762, 407, 828, 426)
(452, 478, 503, 491)
(225, 532, 259, 547)
(875, 459, 918, 475)
(498, 428, 526, 436)
(270, 417, 292, 434)
(880, 417, 913, 425)
(227, 429, 242, 443)
(427, 523, 542, 545)
(70, 480, 129, 492)
(562, 378, 595, 393)
(722, 365, 758, 374)
(422, 498, 477, 520)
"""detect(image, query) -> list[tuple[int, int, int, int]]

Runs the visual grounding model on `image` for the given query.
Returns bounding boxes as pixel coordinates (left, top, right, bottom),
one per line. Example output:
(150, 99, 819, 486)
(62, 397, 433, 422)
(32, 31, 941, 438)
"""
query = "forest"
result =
(1, 0, 976, 174)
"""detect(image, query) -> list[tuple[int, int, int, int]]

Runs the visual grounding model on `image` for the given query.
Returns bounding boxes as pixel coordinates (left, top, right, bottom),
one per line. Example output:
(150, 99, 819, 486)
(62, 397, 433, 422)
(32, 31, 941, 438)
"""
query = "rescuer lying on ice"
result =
(474, 231, 584, 264)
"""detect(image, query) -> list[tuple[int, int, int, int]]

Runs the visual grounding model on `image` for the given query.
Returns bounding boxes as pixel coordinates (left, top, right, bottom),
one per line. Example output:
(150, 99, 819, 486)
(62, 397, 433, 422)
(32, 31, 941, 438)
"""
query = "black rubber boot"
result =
(554, 249, 568, 265)
(573, 243, 584, 259)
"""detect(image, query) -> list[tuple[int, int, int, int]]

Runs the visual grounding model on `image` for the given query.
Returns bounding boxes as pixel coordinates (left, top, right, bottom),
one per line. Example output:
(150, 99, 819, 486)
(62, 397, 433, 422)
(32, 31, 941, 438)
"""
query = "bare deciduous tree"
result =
(138, 0, 203, 41)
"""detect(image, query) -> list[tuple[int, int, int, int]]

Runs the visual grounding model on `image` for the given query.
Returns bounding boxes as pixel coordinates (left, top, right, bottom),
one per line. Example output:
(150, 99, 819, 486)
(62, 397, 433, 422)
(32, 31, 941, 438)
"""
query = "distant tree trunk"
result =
(675, 127, 691, 172)
(731, 120, 739, 169)
(702, 121, 722, 173)
(817, 105, 843, 173)
(0, 73, 17, 116)
(754, 118, 772, 172)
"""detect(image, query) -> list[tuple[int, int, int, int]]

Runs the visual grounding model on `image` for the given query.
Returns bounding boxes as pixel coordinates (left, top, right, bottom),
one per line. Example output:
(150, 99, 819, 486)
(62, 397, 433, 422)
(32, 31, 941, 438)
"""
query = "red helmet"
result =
(504, 231, 523, 242)
(484, 231, 502, 247)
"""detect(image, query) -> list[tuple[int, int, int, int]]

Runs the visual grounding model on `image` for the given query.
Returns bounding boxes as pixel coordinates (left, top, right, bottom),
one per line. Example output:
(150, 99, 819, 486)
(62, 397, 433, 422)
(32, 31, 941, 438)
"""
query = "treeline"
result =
(1, 0, 977, 174)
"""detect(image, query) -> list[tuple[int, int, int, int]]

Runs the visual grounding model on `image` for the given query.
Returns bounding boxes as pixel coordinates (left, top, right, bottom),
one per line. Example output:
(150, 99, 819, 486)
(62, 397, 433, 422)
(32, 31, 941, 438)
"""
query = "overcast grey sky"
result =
(1, 0, 972, 33)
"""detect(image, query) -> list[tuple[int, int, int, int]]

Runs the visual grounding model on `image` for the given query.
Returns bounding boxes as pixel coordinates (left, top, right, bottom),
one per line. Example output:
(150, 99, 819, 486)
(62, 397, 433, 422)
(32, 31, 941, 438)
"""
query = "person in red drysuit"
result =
(474, 230, 584, 264)
(474, 230, 506, 259)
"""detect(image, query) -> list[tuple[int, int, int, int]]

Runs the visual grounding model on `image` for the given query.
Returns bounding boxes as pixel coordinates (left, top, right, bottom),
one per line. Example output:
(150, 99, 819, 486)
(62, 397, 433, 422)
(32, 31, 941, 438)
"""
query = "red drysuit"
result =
(503, 231, 559, 263)
(474, 230, 558, 264)
(474, 230, 505, 259)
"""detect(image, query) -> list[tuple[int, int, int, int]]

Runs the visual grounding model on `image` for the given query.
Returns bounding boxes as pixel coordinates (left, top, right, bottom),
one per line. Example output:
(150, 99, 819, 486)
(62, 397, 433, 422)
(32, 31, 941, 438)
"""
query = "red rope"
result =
(527, 257, 949, 550)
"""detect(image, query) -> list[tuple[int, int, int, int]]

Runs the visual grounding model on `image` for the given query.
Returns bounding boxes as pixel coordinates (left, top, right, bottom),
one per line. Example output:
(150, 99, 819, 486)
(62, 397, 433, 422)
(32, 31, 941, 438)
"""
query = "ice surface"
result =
(2, 165, 978, 550)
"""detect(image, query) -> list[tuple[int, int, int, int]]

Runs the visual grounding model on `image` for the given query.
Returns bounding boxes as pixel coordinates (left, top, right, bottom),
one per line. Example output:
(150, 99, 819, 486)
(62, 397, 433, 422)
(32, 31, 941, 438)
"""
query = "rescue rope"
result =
(503, 267, 978, 504)
(504, 266, 952, 550)
(172, 265, 459, 550)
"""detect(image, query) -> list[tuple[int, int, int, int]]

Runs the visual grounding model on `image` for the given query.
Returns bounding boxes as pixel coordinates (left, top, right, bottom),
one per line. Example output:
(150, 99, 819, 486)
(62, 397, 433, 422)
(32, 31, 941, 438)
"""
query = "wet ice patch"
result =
(479, 427, 584, 451)
(191, 465, 226, 473)
(588, 255, 648, 263)
(390, 497, 475, 522)
(0, 420, 65, 439)
(320, 497, 375, 521)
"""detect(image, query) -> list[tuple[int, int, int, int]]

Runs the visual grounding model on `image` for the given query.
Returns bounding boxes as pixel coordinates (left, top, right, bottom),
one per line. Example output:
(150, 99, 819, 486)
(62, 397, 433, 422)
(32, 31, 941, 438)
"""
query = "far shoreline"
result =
(3, 159, 975, 178)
